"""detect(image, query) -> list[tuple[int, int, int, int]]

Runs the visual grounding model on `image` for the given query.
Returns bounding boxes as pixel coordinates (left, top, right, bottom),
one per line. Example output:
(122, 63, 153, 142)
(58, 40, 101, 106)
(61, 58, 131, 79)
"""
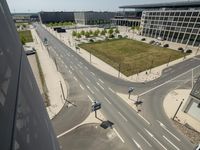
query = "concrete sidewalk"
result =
(163, 89, 200, 132)
(29, 28, 68, 119)
(44, 25, 197, 83)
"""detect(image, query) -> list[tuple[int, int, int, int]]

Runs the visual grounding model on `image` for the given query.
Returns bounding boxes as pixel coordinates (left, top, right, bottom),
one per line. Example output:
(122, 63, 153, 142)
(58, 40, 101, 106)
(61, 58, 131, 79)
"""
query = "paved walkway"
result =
(30, 28, 68, 119)
(163, 89, 200, 132)
(44, 25, 197, 83)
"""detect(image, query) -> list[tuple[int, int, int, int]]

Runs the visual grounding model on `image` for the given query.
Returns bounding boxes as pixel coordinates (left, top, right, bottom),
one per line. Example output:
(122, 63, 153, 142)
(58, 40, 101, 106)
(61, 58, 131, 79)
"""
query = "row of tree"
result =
(72, 28, 120, 39)
(47, 22, 76, 27)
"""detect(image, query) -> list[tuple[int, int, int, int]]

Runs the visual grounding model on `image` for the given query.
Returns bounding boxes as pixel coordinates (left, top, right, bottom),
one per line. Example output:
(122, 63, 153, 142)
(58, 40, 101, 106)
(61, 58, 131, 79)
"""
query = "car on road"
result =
(23, 45, 36, 55)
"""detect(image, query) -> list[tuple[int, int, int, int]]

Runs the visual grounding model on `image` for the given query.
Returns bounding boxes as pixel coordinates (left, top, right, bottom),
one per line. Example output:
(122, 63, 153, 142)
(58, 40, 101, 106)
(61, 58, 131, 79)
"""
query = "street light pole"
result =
(172, 99, 184, 120)
(118, 63, 121, 78)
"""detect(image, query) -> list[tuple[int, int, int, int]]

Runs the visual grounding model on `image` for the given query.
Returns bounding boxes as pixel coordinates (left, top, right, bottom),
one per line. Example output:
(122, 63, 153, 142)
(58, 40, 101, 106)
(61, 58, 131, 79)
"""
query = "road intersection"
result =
(35, 23, 200, 150)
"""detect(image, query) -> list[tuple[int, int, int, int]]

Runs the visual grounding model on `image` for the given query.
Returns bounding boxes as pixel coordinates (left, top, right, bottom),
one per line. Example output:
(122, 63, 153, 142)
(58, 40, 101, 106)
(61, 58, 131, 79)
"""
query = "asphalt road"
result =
(35, 23, 200, 150)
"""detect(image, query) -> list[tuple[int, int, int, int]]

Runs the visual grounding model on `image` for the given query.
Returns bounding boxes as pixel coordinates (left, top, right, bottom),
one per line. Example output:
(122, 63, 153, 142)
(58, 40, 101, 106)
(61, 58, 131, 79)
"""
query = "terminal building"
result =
(116, 1, 200, 47)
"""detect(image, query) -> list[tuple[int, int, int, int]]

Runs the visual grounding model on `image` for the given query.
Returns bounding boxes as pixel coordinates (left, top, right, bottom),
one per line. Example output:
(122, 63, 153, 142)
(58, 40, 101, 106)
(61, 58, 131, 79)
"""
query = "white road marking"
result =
(118, 112, 128, 122)
(98, 79, 104, 84)
(70, 65, 74, 70)
(113, 128, 125, 143)
(69, 70, 72, 74)
(73, 77, 78, 81)
(88, 95, 93, 102)
(65, 65, 68, 69)
(91, 72, 95, 76)
(139, 64, 200, 96)
(86, 77, 91, 83)
(132, 138, 143, 150)
(138, 114, 150, 125)
(94, 86, 99, 92)
(80, 62, 83, 65)
(61, 61, 64, 64)
(163, 136, 180, 150)
(144, 128, 167, 150)
(97, 82, 104, 90)
(87, 86, 94, 94)
(109, 87, 115, 93)
(137, 132, 152, 147)
(104, 97, 111, 104)
(157, 120, 180, 142)
(80, 84, 84, 90)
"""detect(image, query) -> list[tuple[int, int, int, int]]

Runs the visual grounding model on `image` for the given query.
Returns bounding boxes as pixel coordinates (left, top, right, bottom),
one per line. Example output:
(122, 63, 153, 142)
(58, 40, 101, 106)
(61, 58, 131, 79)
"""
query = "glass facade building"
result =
(141, 10, 200, 46)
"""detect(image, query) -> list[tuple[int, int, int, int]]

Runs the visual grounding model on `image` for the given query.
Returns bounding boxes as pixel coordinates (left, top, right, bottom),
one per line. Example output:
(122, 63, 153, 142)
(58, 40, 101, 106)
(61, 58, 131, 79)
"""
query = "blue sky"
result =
(7, 0, 185, 13)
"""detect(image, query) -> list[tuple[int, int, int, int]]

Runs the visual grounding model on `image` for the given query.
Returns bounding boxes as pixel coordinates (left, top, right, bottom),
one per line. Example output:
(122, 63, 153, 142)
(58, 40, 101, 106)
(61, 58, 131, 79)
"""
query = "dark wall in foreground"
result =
(0, 0, 59, 149)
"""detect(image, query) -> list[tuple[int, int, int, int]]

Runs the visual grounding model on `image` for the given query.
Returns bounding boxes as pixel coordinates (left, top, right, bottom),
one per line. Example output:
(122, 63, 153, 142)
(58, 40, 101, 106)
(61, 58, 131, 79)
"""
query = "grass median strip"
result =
(35, 52, 50, 106)
(79, 38, 185, 76)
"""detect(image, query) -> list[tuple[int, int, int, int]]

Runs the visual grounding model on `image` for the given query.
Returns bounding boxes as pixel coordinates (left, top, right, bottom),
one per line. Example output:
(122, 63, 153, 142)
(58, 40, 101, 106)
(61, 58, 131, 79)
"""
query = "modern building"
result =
(0, 0, 59, 150)
(111, 11, 141, 27)
(39, 11, 75, 24)
(74, 11, 116, 25)
(184, 76, 200, 121)
(118, 1, 200, 47)
(12, 13, 39, 23)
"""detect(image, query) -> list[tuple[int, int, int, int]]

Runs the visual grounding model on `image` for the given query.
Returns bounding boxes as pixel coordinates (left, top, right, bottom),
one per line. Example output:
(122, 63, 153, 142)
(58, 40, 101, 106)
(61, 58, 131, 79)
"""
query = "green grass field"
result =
(18, 30, 33, 43)
(79, 39, 185, 76)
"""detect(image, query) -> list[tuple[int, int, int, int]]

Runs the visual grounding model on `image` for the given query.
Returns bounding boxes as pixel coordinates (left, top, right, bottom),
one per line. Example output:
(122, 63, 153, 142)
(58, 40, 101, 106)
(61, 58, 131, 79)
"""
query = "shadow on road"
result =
(100, 120, 114, 129)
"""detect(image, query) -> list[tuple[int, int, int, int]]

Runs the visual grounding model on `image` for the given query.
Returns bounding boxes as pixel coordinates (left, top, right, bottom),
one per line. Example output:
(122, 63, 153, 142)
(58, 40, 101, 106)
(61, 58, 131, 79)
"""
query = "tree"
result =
(100, 30, 106, 36)
(76, 33, 81, 39)
(20, 35, 26, 45)
(89, 30, 93, 35)
(93, 31, 98, 37)
(115, 28, 119, 34)
(72, 31, 77, 37)
(108, 28, 113, 35)
(96, 29, 100, 35)
(80, 30, 85, 36)
(85, 31, 90, 38)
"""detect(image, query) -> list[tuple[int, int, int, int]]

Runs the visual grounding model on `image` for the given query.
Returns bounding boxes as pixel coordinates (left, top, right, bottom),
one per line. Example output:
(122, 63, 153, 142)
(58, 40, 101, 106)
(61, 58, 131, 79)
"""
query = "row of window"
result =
(145, 11, 200, 17)
(144, 17, 200, 22)
(143, 26, 199, 33)
(142, 29, 200, 46)
(144, 22, 200, 28)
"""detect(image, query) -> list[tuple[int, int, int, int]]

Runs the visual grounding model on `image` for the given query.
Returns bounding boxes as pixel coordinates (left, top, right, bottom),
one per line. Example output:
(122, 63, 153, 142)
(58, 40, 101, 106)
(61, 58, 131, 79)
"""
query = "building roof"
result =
(119, 1, 200, 9)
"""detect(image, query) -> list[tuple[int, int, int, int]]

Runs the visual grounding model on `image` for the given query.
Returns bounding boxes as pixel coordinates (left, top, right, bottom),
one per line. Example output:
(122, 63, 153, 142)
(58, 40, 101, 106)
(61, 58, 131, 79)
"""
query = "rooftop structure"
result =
(119, 1, 200, 9)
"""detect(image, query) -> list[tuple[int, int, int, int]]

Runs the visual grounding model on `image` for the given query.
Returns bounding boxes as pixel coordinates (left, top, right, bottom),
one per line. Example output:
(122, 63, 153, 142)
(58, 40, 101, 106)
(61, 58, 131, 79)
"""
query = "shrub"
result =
(178, 47, 183, 51)
(149, 40, 155, 44)
(186, 49, 192, 53)
(109, 34, 114, 38)
(89, 39, 94, 42)
(163, 44, 169, 48)
(118, 35, 123, 39)
(141, 38, 146, 41)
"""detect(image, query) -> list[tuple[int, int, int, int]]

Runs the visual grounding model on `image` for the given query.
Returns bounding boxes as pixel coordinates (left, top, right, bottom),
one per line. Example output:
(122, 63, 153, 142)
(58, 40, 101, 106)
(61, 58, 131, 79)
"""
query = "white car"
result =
(194, 144, 200, 150)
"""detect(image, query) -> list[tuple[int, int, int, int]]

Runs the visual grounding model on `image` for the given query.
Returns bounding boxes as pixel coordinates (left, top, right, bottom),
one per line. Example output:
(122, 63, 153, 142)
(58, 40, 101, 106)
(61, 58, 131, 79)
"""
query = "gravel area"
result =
(173, 120, 200, 145)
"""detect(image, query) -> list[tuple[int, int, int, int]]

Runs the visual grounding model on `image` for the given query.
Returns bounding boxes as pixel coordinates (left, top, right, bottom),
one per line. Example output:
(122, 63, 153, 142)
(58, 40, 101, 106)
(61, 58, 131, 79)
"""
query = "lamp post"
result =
(172, 99, 184, 120)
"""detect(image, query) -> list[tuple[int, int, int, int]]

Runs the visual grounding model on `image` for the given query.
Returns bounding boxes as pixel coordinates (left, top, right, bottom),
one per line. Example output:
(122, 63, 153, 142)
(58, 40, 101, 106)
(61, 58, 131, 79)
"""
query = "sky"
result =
(7, 0, 186, 13)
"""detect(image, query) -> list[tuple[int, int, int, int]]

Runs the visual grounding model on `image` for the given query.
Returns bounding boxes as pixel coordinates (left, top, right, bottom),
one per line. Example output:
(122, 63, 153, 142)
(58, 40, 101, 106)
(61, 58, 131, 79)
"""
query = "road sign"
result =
(91, 101, 101, 112)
